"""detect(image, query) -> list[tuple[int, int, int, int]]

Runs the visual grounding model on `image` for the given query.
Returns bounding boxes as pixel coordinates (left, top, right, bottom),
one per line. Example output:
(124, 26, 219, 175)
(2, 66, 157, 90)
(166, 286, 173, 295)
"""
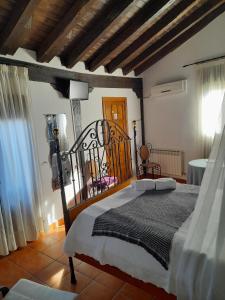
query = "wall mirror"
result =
(45, 113, 70, 191)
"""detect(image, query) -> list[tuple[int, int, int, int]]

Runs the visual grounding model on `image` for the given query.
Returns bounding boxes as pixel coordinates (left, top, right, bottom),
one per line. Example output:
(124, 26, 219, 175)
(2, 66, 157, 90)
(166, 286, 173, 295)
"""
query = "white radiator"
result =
(150, 149, 183, 177)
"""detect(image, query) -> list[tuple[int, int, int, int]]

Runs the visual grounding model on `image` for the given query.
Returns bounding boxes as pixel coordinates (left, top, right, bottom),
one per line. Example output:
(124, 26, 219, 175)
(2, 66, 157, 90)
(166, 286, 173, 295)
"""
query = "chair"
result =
(0, 279, 78, 300)
(138, 144, 161, 178)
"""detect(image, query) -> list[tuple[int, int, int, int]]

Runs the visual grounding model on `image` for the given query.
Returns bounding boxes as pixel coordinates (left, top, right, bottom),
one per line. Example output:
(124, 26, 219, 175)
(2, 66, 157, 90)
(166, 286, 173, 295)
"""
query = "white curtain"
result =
(0, 65, 43, 256)
(197, 62, 225, 157)
(176, 94, 225, 300)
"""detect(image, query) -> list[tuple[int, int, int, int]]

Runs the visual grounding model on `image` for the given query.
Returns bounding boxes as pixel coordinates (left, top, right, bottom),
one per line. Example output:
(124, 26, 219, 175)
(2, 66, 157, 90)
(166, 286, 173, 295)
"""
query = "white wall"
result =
(81, 88, 141, 143)
(1, 48, 141, 224)
(29, 82, 74, 225)
(142, 12, 225, 174)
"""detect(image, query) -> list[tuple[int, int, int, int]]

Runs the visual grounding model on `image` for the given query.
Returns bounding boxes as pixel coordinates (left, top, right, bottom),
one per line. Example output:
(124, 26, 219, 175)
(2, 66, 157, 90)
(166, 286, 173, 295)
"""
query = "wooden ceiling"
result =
(0, 0, 224, 76)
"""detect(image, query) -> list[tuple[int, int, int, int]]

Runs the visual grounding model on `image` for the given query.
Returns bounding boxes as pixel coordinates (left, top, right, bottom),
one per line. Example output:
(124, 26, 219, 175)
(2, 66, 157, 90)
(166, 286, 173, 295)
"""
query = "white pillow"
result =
(132, 179, 155, 191)
(155, 178, 176, 190)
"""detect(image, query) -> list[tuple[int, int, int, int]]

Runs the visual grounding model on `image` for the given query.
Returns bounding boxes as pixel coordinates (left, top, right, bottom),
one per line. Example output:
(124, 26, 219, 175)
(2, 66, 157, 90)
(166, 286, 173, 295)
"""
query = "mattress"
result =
(64, 183, 199, 294)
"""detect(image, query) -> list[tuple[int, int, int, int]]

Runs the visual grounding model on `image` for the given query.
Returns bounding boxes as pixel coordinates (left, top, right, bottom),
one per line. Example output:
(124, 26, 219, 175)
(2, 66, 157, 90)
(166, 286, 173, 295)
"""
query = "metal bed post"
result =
(54, 128, 77, 284)
(132, 120, 139, 177)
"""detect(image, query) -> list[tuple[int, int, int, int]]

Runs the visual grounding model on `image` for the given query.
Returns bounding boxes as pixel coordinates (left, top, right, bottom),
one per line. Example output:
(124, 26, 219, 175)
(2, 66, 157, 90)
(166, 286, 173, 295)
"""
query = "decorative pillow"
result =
(132, 179, 155, 191)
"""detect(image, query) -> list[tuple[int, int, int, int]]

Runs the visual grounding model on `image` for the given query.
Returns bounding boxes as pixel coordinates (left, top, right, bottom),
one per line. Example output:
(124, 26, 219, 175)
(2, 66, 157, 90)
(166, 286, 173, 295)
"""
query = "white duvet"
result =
(64, 184, 199, 294)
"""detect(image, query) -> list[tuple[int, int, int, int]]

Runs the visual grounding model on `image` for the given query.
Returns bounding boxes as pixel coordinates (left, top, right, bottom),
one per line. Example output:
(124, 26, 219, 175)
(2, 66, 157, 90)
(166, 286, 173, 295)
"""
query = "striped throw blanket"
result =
(92, 188, 198, 269)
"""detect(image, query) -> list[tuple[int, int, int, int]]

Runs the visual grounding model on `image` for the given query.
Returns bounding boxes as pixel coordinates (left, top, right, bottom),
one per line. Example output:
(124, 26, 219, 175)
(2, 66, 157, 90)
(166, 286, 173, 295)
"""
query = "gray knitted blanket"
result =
(92, 188, 197, 269)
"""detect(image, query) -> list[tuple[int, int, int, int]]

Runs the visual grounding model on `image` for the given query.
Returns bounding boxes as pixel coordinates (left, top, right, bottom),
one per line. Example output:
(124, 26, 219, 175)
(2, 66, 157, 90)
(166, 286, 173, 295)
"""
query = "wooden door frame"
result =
(102, 97, 129, 135)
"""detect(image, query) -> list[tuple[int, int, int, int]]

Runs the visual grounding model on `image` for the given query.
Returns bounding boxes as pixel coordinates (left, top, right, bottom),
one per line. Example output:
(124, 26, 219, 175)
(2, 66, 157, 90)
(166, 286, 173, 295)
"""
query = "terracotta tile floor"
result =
(0, 226, 159, 299)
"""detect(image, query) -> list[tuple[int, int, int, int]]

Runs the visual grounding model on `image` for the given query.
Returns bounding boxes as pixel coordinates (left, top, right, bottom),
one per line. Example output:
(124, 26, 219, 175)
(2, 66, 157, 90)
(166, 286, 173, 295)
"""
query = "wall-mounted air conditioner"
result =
(151, 80, 187, 98)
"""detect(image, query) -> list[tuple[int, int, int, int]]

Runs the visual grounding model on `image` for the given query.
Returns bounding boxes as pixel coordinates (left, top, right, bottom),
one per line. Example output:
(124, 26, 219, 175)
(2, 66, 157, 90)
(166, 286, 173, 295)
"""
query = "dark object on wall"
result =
(183, 54, 225, 68)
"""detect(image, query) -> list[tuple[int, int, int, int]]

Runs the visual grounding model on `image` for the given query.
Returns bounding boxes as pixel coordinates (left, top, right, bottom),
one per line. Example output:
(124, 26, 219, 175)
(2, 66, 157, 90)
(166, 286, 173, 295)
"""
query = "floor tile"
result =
(0, 258, 34, 287)
(48, 229, 66, 241)
(8, 245, 35, 261)
(112, 292, 130, 300)
(56, 254, 82, 267)
(28, 235, 58, 251)
(8, 247, 54, 274)
(40, 240, 64, 260)
(78, 281, 116, 300)
(53, 271, 92, 294)
(77, 262, 101, 279)
(119, 283, 153, 300)
(95, 271, 124, 292)
(34, 261, 69, 286)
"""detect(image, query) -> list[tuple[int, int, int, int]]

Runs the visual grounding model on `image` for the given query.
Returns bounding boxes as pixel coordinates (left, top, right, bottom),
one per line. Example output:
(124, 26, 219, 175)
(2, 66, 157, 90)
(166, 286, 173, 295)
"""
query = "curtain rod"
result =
(183, 54, 225, 68)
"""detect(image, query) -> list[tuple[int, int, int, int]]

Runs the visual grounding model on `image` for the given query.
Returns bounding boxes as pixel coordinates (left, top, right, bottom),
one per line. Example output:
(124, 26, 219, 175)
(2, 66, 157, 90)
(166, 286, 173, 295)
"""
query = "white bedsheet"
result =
(64, 184, 199, 294)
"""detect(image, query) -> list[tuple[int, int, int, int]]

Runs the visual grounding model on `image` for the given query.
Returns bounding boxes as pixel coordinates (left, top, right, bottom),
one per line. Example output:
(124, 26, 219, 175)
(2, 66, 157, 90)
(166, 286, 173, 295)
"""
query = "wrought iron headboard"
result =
(54, 119, 133, 233)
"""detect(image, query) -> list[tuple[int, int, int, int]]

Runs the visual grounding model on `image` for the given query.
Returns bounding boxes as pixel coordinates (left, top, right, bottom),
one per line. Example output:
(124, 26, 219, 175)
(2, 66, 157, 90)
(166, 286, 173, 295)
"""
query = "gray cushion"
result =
(4, 279, 78, 300)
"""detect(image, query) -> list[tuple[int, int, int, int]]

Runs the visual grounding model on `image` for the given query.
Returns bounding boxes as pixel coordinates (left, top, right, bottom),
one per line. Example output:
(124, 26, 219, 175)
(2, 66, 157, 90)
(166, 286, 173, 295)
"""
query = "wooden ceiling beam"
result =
(37, 0, 90, 62)
(106, 0, 195, 74)
(62, 0, 133, 68)
(134, 1, 225, 76)
(86, 0, 170, 72)
(123, 0, 224, 75)
(0, 56, 143, 99)
(0, 0, 41, 55)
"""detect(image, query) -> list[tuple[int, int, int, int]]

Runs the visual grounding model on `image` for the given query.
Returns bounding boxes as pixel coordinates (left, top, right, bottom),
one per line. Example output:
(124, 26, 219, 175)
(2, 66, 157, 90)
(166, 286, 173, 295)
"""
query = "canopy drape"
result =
(197, 62, 225, 157)
(0, 65, 44, 256)
(175, 93, 225, 299)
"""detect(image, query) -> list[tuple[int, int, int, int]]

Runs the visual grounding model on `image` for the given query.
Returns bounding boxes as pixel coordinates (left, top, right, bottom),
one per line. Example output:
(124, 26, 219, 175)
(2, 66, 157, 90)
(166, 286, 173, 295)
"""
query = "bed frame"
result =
(55, 119, 176, 300)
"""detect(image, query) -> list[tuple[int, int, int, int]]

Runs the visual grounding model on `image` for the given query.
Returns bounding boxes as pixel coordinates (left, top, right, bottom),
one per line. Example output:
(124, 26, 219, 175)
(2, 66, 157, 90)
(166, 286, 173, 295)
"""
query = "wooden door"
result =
(102, 97, 131, 183)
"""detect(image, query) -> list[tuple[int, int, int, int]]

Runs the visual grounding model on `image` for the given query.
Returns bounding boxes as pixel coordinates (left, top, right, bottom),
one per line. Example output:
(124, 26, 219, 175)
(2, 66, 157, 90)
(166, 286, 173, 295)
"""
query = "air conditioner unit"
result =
(151, 80, 187, 98)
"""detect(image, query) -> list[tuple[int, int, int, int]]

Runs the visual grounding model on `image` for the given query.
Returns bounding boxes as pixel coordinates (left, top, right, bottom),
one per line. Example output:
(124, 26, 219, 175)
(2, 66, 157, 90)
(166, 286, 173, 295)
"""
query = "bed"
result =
(64, 183, 198, 296)
(54, 119, 198, 299)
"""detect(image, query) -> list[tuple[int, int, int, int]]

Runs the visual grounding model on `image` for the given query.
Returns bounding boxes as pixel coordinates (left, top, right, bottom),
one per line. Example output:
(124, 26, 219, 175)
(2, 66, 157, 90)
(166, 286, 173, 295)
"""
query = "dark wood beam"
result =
(37, 0, 90, 62)
(0, 56, 142, 98)
(134, 1, 225, 75)
(123, 0, 223, 75)
(86, 0, 170, 72)
(0, 0, 41, 55)
(106, 0, 195, 74)
(0, 55, 145, 156)
(62, 0, 133, 68)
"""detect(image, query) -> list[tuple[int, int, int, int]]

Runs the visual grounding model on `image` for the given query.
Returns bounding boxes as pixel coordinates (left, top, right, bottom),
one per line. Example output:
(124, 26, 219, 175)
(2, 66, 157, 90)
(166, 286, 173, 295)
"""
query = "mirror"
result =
(45, 114, 70, 191)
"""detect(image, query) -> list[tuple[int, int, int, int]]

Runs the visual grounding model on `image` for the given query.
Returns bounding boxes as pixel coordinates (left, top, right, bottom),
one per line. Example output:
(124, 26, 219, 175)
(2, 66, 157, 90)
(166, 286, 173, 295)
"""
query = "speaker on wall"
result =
(69, 80, 89, 100)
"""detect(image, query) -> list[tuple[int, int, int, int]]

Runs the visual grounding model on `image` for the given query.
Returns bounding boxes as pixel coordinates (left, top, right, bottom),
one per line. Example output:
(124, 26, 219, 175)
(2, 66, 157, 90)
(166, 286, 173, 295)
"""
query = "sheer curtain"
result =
(0, 65, 43, 256)
(175, 94, 225, 300)
(197, 62, 225, 157)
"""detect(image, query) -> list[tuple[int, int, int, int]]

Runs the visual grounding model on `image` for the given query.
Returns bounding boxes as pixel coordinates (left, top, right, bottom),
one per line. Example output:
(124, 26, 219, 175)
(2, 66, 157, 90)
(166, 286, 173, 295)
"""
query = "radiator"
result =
(150, 149, 183, 177)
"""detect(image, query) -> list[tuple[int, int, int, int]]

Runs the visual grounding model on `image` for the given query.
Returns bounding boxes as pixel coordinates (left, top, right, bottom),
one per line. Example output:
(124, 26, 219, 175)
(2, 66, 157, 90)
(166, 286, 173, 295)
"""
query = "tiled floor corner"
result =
(0, 226, 163, 299)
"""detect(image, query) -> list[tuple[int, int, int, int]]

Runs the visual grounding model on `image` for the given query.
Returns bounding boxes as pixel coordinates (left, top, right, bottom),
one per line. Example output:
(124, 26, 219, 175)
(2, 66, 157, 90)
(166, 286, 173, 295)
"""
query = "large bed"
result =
(64, 183, 199, 296)
(54, 119, 198, 299)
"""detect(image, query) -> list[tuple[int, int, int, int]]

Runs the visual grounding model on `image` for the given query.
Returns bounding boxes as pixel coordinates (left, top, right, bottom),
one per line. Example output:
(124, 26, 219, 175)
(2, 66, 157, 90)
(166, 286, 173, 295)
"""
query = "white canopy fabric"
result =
(175, 94, 225, 300)
(0, 65, 44, 255)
